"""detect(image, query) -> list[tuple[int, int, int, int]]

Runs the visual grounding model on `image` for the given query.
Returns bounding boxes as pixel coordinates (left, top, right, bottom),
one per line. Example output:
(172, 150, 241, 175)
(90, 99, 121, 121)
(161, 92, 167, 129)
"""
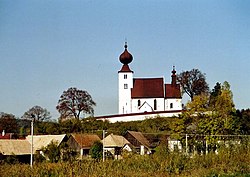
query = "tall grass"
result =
(1, 143, 250, 177)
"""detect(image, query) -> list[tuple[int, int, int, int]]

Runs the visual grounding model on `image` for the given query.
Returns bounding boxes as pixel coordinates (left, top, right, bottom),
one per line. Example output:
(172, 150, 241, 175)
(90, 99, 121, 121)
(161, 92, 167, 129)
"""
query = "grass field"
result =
(1, 143, 250, 177)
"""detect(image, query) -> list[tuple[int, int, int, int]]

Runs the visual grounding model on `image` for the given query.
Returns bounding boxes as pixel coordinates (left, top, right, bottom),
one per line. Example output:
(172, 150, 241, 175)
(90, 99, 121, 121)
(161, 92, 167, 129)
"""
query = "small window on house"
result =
(170, 103, 173, 109)
(124, 84, 128, 89)
(138, 100, 141, 107)
(124, 74, 127, 79)
(154, 99, 157, 110)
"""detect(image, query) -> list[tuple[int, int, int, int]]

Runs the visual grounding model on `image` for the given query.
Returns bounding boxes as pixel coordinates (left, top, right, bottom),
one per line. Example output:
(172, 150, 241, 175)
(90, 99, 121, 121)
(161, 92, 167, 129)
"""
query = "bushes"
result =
(0, 143, 250, 177)
(89, 141, 103, 160)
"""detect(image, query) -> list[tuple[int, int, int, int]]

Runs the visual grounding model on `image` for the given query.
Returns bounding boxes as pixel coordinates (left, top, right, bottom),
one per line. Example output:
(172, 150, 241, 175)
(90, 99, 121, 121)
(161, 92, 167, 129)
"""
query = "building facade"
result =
(118, 43, 182, 114)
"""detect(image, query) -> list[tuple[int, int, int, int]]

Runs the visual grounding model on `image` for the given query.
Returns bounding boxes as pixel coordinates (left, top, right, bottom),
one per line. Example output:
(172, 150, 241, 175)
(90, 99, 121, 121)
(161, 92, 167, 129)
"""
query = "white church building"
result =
(96, 43, 183, 123)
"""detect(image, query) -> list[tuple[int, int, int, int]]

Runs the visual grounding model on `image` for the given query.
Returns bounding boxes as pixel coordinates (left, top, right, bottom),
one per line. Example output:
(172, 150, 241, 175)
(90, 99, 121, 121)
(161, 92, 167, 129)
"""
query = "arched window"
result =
(170, 103, 173, 109)
(138, 100, 141, 107)
(154, 99, 157, 110)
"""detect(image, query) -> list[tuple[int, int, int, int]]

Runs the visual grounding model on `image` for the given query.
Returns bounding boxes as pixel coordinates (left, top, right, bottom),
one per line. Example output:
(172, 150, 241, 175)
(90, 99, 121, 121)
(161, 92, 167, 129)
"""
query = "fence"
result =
(169, 134, 250, 155)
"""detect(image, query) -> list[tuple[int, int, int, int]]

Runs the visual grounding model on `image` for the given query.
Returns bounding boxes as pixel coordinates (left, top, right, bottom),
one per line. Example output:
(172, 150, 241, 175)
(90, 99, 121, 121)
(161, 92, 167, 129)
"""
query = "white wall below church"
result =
(98, 111, 182, 123)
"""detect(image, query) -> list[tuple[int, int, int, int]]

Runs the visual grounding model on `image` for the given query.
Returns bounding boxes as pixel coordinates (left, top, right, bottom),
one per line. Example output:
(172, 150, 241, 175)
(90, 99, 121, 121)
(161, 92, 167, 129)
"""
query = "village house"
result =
(0, 130, 17, 139)
(67, 133, 101, 158)
(0, 139, 31, 163)
(102, 133, 131, 159)
(26, 134, 68, 153)
(124, 131, 152, 155)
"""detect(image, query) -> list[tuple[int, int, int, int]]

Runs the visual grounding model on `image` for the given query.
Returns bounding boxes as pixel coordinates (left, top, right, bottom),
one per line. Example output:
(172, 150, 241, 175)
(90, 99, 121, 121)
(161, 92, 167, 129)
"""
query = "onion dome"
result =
(119, 42, 133, 65)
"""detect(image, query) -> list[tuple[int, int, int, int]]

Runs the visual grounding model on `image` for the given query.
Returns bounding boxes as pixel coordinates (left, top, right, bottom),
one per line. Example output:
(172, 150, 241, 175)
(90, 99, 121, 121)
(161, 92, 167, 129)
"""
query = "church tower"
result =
(118, 43, 133, 114)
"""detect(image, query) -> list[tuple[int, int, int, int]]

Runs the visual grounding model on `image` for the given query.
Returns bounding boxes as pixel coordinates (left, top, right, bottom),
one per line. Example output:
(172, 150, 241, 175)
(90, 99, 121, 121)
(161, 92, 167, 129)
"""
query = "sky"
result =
(0, 0, 250, 120)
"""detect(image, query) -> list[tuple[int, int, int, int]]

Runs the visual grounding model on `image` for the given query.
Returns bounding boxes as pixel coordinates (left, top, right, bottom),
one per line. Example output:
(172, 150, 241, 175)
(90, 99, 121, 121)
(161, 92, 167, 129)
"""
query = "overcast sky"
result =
(0, 0, 250, 119)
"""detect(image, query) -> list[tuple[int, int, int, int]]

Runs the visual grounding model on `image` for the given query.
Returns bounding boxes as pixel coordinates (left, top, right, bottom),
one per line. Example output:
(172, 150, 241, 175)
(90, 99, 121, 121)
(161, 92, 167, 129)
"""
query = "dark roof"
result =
(72, 134, 100, 148)
(118, 64, 133, 73)
(0, 133, 14, 139)
(131, 78, 164, 98)
(127, 131, 151, 148)
(165, 84, 182, 98)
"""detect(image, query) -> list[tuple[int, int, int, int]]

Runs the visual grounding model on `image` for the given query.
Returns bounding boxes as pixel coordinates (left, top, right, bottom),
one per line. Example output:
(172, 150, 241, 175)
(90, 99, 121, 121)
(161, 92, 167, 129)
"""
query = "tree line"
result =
(0, 68, 250, 137)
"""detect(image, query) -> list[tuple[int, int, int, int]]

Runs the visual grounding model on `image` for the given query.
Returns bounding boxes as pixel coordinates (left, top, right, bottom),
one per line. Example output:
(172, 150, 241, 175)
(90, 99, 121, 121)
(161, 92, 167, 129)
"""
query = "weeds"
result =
(0, 143, 249, 177)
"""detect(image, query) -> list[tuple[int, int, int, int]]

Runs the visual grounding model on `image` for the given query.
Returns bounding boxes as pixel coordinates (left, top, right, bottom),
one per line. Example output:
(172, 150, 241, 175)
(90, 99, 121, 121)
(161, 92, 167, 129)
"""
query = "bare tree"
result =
(22, 105, 51, 122)
(177, 69, 209, 101)
(56, 87, 96, 120)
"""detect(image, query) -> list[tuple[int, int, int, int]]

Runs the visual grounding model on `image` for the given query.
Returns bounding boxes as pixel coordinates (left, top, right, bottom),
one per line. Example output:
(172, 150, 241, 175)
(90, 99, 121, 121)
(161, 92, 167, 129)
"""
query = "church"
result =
(118, 43, 182, 114)
(96, 43, 183, 122)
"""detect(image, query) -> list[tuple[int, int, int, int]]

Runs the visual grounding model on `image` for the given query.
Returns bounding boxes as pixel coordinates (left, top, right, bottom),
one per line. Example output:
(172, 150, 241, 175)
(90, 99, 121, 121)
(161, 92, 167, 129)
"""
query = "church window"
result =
(124, 84, 128, 89)
(154, 99, 157, 110)
(170, 103, 173, 109)
(138, 100, 141, 107)
(124, 74, 127, 79)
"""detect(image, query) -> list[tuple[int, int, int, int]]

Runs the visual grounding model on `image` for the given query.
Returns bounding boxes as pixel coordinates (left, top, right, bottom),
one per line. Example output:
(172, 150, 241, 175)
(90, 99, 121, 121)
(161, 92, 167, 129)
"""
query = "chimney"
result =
(2, 130, 5, 136)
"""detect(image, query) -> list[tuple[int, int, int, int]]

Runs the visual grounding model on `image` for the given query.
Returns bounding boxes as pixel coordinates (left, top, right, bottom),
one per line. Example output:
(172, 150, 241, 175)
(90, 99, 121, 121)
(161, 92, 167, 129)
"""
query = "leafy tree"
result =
(173, 81, 237, 139)
(233, 109, 250, 135)
(0, 112, 18, 133)
(35, 121, 61, 135)
(59, 119, 82, 133)
(89, 141, 103, 160)
(42, 141, 61, 163)
(56, 87, 96, 120)
(177, 69, 209, 100)
(22, 105, 51, 122)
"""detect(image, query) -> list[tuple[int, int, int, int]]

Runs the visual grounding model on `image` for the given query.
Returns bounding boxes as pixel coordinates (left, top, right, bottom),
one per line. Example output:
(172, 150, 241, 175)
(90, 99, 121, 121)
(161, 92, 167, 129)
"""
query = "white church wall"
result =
(165, 98, 182, 111)
(131, 98, 165, 113)
(118, 72, 133, 114)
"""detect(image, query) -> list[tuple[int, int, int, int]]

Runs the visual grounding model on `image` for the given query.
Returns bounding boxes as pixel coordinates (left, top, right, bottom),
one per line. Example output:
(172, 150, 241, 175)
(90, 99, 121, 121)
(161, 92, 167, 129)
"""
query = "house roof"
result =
(165, 84, 182, 98)
(131, 78, 164, 98)
(102, 134, 130, 148)
(127, 131, 151, 148)
(72, 134, 100, 148)
(0, 133, 14, 139)
(26, 134, 67, 151)
(0, 140, 31, 155)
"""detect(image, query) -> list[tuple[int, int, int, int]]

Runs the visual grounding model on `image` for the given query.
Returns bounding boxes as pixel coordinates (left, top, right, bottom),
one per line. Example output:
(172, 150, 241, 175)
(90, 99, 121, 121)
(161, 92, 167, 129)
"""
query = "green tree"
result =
(233, 109, 250, 135)
(173, 81, 237, 137)
(56, 87, 96, 120)
(89, 141, 103, 160)
(43, 141, 61, 163)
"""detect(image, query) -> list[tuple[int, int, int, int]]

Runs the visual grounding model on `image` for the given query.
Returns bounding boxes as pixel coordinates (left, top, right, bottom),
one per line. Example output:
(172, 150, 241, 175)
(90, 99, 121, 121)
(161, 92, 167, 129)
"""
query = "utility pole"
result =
(103, 130, 106, 162)
(185, 134, 188, 155)
(30, 118, 34, 167)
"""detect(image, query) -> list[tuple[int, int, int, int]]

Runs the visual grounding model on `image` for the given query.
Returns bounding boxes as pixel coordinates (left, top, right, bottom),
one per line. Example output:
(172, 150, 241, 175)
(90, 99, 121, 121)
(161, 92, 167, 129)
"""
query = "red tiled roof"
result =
(0, 133, 14, 139)
(131, 78, 164, 98)
(165, 84, 182, 98)
(72, 134, 100, 148)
